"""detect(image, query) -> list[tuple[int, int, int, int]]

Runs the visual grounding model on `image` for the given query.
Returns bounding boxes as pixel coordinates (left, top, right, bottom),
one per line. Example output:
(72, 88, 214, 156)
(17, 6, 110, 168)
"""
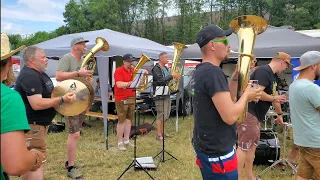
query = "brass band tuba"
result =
(80, 37, 109, 72)
(168, 42, 188, 93)
(229, 15, 268, 122)
(132, 54, 151, 92)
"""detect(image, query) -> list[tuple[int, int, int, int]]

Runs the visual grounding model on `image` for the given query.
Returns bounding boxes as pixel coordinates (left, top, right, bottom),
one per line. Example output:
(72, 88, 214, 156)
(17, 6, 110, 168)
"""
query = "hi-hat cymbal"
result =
(52, 79, 93, 116)
(266, 110, 290, 116)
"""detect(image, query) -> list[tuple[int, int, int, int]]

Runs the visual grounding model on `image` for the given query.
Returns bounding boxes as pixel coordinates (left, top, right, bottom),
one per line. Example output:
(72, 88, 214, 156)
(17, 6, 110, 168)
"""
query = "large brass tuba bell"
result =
(80, 37, 109, 71)
(168, 42, 187, 93)
(229, 15, 268, 122)
(132, 54, 151, 92)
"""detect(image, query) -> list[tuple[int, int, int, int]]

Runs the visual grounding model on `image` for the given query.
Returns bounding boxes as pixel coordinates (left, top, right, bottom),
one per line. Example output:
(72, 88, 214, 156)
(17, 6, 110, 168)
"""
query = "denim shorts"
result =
(194, 148, 238, 180)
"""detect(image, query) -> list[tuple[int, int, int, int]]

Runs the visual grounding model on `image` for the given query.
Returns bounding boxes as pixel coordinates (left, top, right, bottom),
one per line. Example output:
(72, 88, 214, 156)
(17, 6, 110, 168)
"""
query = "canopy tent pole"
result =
(96, 56, 110, 149)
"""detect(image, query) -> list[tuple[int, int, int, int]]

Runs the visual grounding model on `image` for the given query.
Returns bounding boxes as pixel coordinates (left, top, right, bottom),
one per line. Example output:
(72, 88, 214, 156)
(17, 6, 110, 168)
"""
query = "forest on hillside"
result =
(8, 0, 320, 49)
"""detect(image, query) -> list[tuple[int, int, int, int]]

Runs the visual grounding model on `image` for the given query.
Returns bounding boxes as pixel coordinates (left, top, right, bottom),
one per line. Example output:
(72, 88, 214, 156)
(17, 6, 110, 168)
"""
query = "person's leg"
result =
(195, 148, 238, 180)
(155, 100, 164, 138)
(124, 103, 135, 143)
(296, 146, 315, 180)
(23, 124, 47, 180)
(236, 114, 259, 180)
(288, 144, 299, 164)
(115, 101, 127, 150)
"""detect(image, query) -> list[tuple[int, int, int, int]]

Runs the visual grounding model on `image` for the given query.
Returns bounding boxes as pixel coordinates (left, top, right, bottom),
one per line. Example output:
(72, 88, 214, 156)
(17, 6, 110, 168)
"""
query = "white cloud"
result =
(1, 21, 32, 35)
(17, 0, 66, 13)
(1, 0, 69, 34)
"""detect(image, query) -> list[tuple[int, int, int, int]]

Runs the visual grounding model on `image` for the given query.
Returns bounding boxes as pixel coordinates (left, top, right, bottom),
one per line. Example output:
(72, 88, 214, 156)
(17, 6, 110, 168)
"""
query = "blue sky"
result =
(1, 0, 69, 36)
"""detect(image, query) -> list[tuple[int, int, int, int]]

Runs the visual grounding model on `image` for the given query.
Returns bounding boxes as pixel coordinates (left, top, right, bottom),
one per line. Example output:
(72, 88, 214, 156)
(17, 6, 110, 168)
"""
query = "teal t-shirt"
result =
(289, 79, 320, 148)
(1, 83, 30, 179)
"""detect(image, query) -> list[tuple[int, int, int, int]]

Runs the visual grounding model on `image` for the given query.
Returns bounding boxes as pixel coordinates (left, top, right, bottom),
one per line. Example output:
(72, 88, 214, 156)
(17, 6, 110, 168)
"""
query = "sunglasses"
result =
(212, 38, 229, 46)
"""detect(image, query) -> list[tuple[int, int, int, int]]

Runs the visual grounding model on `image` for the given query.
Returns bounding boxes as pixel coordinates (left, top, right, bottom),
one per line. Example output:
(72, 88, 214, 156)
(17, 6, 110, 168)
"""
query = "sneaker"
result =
(65, 161, 86, 169)
(67, 167, 83, 179)
(124, 142, 134, 148)
(117, 143, 126, 151)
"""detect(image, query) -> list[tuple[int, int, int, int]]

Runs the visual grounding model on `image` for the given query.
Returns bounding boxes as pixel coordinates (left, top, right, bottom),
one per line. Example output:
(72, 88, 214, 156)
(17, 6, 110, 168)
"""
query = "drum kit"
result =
(256, 93, 298, 178)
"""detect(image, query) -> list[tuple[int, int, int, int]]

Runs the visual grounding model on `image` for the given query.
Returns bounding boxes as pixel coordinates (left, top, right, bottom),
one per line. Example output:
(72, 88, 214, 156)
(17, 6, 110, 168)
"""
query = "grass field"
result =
(11, 114, 297, 180)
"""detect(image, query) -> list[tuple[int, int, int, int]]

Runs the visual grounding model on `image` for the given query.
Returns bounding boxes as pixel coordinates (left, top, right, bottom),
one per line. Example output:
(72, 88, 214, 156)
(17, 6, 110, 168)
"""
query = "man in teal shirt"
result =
(289, 51, 320, 180)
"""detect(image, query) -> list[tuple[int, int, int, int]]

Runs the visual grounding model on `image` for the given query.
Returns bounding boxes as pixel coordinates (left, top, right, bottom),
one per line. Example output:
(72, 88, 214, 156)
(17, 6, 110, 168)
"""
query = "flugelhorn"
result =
(133, 54, 151, 92)
(229, 15, 267, 122)
(168, 42, 188, 93)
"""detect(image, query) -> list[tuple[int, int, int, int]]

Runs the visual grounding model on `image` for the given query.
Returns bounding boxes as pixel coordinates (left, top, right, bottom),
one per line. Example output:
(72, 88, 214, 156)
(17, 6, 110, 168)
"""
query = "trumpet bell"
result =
(229, 15, 267, 122)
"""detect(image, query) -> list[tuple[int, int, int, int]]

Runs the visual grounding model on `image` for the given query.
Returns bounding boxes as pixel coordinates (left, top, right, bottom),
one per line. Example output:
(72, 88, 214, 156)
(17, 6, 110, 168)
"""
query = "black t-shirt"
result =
(248, 65, 279, 121)
(15, 66, 56, 126)
(192, 62, 236, 156)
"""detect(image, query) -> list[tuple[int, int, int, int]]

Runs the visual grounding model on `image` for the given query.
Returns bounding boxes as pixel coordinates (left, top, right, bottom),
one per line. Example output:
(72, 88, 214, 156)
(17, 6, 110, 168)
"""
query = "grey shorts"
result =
(65, 112, 86, 134)
(155, 98, 171, 120)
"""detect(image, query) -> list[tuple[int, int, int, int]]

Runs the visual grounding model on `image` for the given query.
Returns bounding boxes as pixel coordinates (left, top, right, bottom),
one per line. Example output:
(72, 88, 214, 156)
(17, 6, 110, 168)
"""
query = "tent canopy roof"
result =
(35, 29, 174, 59)
(182, 27, 320, 60)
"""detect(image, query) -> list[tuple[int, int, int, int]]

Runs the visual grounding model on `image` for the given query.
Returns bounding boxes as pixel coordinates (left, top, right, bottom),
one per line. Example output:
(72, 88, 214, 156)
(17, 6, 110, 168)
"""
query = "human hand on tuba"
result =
(171, 72, 180, 80)
(243, 80, 262, 102)
(29, 149, 44, 171)
(78, 68, 93, 77)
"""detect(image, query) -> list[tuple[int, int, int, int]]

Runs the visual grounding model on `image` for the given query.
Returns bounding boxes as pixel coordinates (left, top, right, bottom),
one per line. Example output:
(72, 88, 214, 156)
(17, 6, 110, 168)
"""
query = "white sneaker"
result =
(124, 142, 134, 148)
(117, 143, 126, 151)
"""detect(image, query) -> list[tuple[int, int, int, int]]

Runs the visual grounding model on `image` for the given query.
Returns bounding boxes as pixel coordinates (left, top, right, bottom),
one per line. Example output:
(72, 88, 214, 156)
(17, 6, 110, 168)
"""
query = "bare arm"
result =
(272, 91, 283, 114)
(229, 79, 238, 101)
(317, 106, 320, 111)
(116, 81, 131, 89)
(56, 70, 78, 81)
(213, 91, 249, 125)
(27, 94, 60, 110)
(1, 131, 37, 175)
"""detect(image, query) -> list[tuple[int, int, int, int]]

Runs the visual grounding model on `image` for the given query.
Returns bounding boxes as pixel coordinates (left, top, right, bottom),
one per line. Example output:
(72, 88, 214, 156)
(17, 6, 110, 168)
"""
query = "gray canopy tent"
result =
(25, 29, 178, 149)
(181, 27, 320, 60)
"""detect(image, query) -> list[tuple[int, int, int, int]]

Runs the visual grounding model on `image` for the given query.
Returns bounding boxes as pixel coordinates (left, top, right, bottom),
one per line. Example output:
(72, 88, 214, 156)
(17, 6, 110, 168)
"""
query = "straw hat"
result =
(1, 32, 26, 61)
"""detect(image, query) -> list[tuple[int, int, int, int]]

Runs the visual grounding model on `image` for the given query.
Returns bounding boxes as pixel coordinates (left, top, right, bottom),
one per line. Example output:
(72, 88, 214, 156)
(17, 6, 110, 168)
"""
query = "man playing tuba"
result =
(152, 52, 180, 140)
(55, 37, 92, 179)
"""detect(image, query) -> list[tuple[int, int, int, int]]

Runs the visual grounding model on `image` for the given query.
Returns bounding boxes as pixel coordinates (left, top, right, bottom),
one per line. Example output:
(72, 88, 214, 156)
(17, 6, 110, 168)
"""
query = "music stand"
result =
(118, 72, 155, 180)
(257, 114, 297, 179)
(153, 85, 178, 164)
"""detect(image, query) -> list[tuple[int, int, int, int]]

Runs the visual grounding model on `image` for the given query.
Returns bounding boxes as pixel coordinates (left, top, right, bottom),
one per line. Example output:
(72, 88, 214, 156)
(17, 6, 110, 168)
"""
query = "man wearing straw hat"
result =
(289, 51, 320, 180)
(1, 33, 44, 179)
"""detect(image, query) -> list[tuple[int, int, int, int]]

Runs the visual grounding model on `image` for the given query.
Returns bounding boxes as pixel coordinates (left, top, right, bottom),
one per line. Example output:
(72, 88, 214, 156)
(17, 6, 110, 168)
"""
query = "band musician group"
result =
(192, 23, 320, 180)
(1, 17, 320, 180)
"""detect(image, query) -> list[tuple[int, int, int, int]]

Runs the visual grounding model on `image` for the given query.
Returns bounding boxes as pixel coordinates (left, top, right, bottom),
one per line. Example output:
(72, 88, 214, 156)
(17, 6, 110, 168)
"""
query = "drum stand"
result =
(257, 122, 297, 178)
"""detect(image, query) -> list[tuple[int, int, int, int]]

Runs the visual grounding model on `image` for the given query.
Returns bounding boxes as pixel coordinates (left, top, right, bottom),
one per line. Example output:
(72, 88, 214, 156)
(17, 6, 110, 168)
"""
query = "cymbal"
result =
(72, 77, 94, 105)
(266, 110, 290, 116)
(52, 79, 93, 116)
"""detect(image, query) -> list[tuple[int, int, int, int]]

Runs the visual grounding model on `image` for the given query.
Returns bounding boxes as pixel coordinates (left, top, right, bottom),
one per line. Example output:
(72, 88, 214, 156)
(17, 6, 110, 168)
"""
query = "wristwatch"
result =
(277, 113, 283, 116)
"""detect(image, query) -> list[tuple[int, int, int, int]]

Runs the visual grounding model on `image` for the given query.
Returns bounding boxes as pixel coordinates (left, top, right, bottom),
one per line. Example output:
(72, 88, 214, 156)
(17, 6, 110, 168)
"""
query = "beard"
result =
(223, 54, 229, 61)
(315, 68, 320, 80)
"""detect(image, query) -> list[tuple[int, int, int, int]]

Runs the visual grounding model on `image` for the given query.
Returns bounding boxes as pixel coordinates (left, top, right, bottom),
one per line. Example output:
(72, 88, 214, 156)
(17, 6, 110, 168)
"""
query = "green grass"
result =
(11, 114, 296, 180)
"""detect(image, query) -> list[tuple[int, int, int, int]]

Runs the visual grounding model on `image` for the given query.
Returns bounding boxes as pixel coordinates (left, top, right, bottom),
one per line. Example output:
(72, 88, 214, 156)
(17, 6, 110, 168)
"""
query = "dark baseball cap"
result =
(196, 24, 233, 48)
(70, 37, 89, 47)
(123, 53, 134, 61)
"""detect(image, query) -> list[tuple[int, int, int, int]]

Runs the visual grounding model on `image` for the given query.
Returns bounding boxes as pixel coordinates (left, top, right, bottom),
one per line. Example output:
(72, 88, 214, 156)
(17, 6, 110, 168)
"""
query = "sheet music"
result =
(130, 69, 146, 88)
